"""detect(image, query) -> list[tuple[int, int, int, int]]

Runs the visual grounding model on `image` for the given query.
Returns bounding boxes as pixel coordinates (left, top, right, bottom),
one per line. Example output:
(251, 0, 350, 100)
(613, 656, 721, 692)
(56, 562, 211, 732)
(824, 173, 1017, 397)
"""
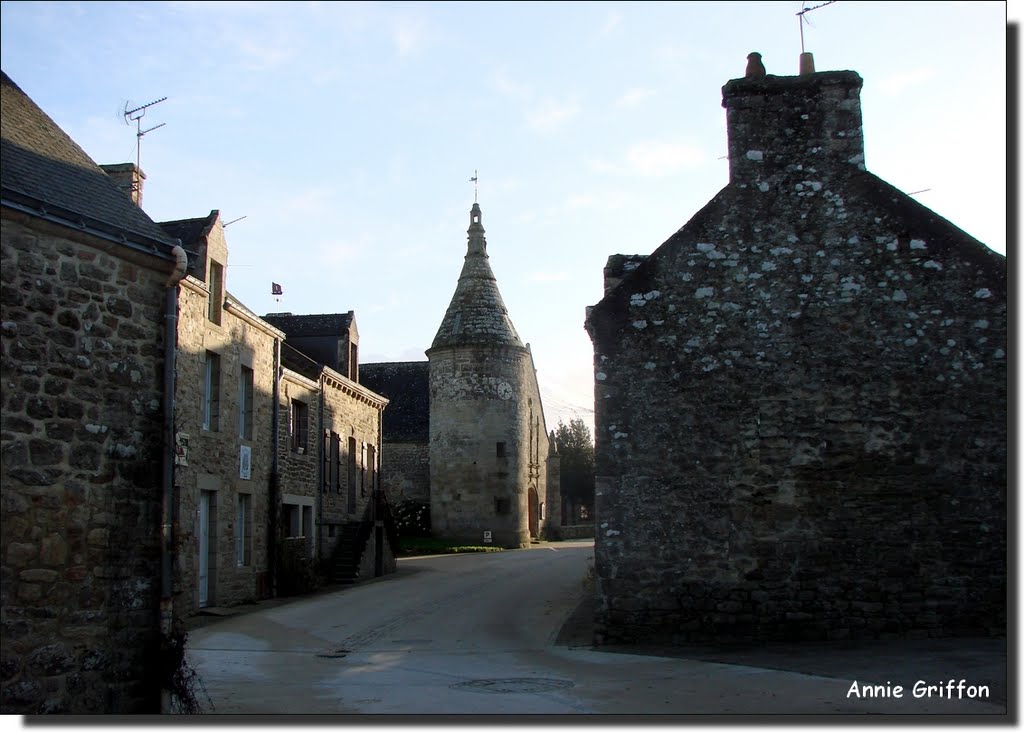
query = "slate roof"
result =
(263, 312, 354, 338)
(160, 215, 216, 249)
(429, 203, 524, 351)
(0, 70, 179, 255)
(280, 341, 324, 382)
(359, 362, 429, 442)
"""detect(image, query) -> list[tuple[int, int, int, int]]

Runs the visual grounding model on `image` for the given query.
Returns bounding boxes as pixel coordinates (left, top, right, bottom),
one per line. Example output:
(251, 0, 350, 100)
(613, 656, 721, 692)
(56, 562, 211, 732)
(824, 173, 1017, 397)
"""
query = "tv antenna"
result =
(123, 96, 167, 179)
(796, 0, 837, 54)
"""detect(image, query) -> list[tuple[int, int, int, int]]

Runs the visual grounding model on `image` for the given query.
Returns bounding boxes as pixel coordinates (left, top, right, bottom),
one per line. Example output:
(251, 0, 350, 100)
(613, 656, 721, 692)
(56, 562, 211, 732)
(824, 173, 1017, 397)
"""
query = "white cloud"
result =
(597, 10, 622, 37)
(530, 271, 569, 283)
(615, 88, 655, 108)
(393, 18, 426, 57)
(565, 194, 595, 209)
(313, 236, 364, 267)
(878, 67, 935, 96)
(590, 140, 705, 177)
(525, 98, 580, 133)
(492, 66, 532, 99)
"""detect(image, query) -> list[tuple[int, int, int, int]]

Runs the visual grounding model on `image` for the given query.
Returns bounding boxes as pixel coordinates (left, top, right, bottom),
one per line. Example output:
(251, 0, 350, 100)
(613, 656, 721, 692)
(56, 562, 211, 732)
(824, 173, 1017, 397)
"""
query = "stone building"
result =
(159, 211, 283, 614)
(359, 361, 430, 509)
(1, 71, 188, 712)
(365, 202, 560, 549)
(363, 203, 561, 547)
(585, 67, 1006, 644)
(263, 313, 393, 585)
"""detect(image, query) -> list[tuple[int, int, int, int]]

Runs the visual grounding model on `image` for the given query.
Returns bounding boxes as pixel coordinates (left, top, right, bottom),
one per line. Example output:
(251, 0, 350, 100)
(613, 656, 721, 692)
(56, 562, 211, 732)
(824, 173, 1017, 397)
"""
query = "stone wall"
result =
(277, 369, 319, 557)
(586, 71, 1006, 645)
(173, 263, 280, 614)
(1, 216, 169, 712)
(379, 442, 429, 505)
(318, 371, 386, 560)
(428, 344, 533, 548)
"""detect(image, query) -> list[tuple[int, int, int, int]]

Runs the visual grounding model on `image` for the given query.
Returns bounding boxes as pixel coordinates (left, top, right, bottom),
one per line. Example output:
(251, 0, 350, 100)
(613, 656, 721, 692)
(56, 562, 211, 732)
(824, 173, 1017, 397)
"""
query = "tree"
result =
(554, 418, 595, 522)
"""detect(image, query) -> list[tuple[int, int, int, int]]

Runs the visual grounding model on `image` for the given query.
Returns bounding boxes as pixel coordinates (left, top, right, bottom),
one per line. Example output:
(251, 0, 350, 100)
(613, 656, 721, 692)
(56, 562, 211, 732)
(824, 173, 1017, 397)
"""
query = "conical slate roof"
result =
(430, 202, 524, 350)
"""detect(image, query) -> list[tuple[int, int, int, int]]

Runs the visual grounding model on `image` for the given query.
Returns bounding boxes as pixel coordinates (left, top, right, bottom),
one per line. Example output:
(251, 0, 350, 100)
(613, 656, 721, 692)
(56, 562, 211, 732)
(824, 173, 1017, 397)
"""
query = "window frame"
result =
(202, 351, 221, 432)
(289, 399, 309, 453)
(239, 366, 254, 440)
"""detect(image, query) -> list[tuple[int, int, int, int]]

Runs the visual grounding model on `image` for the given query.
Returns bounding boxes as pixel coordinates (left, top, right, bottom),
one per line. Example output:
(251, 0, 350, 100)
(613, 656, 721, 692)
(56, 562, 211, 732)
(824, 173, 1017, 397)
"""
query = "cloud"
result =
(590, 140, 705, 177)
(565, 194, 595, 209)
(597, 10, 622, 37)
(492, 66, 532, 99)
(878, 67, 935, 96)
(393, 17, 427, 57)
(530, 271, 570, 283)
(525, 98, 580, 134)
(615, 88, 655, 108)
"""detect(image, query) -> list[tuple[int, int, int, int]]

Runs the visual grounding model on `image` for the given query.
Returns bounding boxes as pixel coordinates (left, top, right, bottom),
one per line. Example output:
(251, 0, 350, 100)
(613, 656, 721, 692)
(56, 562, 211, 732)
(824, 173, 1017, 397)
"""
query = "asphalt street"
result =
(185, 540, 1008, 717)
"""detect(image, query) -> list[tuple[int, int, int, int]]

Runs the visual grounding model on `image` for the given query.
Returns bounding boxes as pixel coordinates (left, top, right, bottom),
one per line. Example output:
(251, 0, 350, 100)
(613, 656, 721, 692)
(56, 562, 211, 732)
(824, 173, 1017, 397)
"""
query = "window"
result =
(496, 442, 507, 458)
(236, 494, 251, 566)
(284, 504, 301, 537)
(331, 432, 341, 493)
(360, 442, 367, 497)
(367, 443, 376, 494)
(239, 366, 254, 440)
(207, 260, 224, 325)
(348, 342, 358, 381)
(323, 430, 341, 493)
(347, 436, 358, 513)
(202, 352, 221, 431)
(289, 399, 308, 453)
(495, 497, 511, 515)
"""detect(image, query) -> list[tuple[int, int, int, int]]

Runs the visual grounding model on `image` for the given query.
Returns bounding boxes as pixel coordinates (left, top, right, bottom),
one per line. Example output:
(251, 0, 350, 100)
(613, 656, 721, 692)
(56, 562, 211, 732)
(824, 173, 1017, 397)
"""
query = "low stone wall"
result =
(557, 524, 595, 540)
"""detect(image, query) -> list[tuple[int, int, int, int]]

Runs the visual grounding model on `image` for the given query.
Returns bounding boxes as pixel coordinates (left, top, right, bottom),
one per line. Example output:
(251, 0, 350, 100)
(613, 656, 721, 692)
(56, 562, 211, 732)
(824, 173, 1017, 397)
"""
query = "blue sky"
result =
(1, 1, 1010, 435)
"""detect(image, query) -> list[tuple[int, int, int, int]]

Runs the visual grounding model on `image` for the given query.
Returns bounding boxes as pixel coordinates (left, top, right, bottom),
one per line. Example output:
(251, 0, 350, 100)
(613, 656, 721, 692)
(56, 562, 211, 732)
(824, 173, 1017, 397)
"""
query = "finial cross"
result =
(470, 170, 478, 203)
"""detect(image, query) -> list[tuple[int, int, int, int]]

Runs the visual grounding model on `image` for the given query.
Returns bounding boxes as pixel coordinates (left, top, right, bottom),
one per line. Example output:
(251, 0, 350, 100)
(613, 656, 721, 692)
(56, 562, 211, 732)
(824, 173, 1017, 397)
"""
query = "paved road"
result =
(186, 541, 1006, 716)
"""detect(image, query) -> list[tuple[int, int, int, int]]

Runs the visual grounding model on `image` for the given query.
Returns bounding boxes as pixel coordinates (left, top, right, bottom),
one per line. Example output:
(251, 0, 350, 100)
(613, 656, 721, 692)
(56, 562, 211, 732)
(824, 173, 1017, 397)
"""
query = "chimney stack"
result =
(721, 71, 865, 187)
(100, 162, 145, 208)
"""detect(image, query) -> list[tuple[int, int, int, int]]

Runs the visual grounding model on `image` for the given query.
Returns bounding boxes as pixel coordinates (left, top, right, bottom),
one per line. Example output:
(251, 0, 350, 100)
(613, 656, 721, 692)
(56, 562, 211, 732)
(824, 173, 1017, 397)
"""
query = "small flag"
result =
(272, 282, 283, 295)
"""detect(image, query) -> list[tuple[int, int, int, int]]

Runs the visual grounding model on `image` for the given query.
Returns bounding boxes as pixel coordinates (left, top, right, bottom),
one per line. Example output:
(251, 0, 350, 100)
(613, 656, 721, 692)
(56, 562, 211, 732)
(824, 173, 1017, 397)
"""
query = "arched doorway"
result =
(528, 487, 539, 538)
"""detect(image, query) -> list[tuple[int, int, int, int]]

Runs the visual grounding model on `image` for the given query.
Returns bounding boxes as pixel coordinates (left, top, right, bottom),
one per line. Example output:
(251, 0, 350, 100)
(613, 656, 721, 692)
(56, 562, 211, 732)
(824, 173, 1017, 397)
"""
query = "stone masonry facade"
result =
(586, 71, 1006, 645)
(172, 213, 282, 614)
(1, 215, 171, 712)
(426, 203, 559, 548)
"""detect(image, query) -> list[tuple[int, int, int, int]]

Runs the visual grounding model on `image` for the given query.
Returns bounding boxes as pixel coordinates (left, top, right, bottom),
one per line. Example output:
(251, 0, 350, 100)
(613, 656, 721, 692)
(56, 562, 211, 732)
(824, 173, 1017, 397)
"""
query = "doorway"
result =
(198, 490, 217, 607)
(528, 487, 539, 539)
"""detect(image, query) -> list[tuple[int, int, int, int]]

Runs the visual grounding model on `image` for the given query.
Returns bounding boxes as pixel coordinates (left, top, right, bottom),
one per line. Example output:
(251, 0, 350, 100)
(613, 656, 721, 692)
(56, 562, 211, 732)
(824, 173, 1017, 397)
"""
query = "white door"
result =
(199, 491, 210, 607)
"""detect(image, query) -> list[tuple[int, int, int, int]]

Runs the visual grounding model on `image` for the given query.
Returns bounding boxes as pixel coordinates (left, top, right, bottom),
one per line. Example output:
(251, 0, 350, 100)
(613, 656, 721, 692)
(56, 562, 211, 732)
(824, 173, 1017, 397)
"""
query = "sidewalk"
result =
(554, 594, 1010, 712)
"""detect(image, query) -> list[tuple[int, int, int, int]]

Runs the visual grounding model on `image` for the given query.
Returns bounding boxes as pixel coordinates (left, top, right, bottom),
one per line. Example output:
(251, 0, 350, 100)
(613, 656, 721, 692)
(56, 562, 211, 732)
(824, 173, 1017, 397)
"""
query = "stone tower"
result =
(426, 202, 542, 549)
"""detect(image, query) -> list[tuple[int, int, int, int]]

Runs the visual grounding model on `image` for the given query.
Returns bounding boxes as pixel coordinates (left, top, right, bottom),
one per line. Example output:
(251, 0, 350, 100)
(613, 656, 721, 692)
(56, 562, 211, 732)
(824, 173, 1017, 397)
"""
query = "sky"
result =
(0, 0, 1011, 437)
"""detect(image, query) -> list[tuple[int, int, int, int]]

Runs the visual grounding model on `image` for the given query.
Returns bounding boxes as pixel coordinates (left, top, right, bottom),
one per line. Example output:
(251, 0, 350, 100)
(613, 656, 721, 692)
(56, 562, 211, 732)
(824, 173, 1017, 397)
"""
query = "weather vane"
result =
(470, 170, 478, 203)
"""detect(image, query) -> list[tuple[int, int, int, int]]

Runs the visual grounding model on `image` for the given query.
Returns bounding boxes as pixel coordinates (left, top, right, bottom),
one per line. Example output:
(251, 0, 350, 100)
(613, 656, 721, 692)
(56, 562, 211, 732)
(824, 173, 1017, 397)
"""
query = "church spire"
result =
(428, 200, 524, 351)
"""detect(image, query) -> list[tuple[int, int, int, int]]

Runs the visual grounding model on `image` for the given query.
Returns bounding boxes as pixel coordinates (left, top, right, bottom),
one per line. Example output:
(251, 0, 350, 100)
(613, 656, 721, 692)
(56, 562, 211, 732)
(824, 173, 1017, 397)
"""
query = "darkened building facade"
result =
(585, 68, 1006, 645)
(360, 361, 431, 510)
(1, 71, 187, 712)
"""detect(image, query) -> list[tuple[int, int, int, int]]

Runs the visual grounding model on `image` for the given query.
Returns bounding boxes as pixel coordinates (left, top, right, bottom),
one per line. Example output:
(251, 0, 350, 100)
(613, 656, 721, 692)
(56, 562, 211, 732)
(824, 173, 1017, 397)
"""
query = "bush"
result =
(394, 500, 431, 538)
(398, 537, 504, 556)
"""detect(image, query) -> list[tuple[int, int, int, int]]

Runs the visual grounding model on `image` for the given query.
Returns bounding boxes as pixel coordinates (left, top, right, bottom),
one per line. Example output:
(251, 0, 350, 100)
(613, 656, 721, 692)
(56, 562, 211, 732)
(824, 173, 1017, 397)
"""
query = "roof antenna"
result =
(123, 96, 167, 186)
(796, 0, 837, 75)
